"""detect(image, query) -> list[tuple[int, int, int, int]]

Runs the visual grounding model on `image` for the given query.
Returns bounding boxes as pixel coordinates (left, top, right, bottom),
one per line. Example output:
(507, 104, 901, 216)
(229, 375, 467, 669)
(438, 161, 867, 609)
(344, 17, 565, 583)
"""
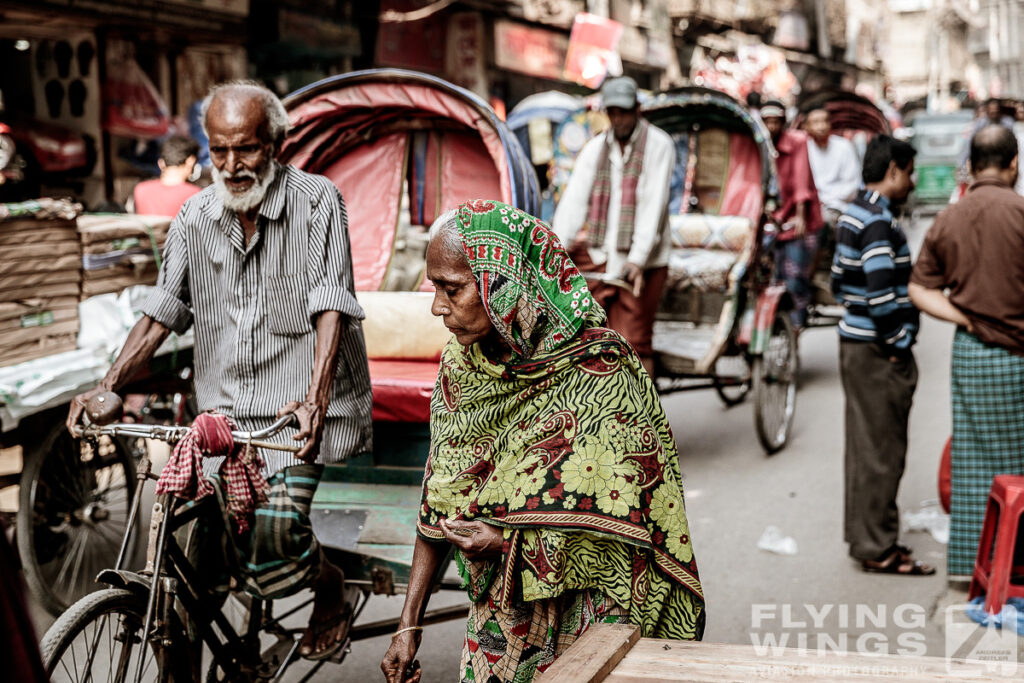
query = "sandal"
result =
(300, 602, 352, 661)
(861, 548, 936, 576)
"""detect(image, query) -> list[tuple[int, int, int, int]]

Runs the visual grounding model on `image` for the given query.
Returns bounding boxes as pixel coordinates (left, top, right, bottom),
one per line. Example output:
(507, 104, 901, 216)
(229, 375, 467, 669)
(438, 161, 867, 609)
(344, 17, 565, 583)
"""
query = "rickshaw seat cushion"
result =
(357, 292, 449, 361)
(666, 248, 738, 292)
(368, 359, 438, 423)
(669, 214, 751, 252)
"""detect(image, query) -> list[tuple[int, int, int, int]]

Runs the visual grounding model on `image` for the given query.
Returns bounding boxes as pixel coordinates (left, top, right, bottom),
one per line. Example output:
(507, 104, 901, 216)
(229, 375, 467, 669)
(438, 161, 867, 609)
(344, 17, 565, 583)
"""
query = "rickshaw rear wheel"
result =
(712, 355, 751, 407)
(18, 419, 138, 616)
(752, 312, 798, 454)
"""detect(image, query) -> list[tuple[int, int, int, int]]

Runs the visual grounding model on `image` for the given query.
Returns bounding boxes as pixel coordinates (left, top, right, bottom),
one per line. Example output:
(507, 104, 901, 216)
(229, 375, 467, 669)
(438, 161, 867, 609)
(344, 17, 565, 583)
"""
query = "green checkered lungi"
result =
(182, 464, 323, 599)
(948, 329, 1024, 576)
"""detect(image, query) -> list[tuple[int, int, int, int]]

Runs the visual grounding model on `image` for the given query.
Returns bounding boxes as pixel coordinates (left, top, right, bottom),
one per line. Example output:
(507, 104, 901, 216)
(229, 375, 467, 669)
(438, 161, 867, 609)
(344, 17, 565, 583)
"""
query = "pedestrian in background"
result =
(552, 76, 675, 375)
(910, 124, 1024, 578)
(131, 134, 201, 217)
(804, 106, 861, 232)
(831, 135, 934, 575)
(760, 99, 823, 331)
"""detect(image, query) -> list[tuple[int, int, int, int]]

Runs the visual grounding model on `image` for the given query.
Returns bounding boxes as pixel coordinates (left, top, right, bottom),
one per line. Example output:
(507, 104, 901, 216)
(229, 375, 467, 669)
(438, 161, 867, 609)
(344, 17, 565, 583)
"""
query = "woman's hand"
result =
(439, 519, 503, 560)
(381, 630, 422, 683)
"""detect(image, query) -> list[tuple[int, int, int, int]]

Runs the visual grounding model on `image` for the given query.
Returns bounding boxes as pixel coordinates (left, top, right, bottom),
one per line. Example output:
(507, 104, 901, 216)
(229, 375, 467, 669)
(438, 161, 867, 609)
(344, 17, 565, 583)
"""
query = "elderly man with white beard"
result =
(67, 80, 373, 662)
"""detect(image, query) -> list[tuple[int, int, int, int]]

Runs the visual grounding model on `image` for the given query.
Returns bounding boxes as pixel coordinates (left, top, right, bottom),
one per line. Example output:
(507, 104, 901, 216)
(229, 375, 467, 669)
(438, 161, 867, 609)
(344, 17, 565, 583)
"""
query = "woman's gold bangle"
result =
(392, 625, 423, 639)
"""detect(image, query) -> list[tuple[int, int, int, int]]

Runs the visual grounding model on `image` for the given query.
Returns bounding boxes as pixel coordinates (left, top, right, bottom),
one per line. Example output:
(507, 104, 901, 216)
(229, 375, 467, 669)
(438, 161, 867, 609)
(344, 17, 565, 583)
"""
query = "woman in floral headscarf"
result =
(381, 201, 704, 683)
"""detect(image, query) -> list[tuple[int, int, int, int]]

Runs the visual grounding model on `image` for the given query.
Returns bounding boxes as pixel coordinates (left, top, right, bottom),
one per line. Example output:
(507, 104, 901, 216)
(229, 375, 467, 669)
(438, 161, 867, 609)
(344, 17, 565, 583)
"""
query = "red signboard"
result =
(563, 13, 623, 88)
(494, 19, 569, 82)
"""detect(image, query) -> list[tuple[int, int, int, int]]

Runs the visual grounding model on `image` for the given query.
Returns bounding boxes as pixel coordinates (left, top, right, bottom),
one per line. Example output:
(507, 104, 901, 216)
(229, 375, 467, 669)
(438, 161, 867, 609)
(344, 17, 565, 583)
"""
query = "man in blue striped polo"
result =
(831, 135, 934, 575)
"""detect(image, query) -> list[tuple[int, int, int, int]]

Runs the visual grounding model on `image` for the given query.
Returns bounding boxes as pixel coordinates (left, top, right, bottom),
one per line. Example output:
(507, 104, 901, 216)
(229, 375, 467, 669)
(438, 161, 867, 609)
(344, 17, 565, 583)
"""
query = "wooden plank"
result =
(537, 623, 641, 683)
(603, 639, 1014, 682)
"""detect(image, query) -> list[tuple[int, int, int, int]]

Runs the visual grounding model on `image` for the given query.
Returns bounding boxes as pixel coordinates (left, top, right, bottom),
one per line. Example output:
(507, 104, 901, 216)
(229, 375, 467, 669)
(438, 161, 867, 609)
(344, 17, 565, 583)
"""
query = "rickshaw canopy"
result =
(644, 87, 779, 223)
(795, 90, 893, 137)
(281, 69, 539, 291)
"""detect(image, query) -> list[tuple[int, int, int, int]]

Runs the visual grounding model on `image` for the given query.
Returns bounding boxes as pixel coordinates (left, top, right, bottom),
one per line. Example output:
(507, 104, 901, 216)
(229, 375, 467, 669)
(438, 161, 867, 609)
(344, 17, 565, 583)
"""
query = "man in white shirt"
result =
(804, 106, 861, 228)
(553, 76, 675, 374)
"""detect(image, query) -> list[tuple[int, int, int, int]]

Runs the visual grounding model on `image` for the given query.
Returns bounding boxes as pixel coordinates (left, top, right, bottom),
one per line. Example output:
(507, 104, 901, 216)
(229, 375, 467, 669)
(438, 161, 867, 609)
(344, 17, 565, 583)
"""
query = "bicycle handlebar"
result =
(74, 413, 302, 452)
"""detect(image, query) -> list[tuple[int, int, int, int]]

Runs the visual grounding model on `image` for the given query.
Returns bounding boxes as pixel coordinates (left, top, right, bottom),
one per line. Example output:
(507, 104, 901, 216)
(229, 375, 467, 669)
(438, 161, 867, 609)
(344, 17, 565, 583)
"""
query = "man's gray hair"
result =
(200, 80, 290, 147)
(427, 210, 466, 261)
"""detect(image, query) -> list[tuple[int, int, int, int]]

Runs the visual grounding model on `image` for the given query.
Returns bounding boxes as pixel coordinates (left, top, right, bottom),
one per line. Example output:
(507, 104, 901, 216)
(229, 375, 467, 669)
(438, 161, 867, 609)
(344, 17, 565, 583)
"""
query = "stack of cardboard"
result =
(77, 214, 170, 298)
(0, 200, 83, 365)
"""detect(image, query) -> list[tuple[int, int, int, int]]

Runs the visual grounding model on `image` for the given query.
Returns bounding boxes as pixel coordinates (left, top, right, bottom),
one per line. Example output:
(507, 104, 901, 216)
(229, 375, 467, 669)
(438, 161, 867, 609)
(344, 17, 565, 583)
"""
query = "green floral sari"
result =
(418, 200, 704, 647)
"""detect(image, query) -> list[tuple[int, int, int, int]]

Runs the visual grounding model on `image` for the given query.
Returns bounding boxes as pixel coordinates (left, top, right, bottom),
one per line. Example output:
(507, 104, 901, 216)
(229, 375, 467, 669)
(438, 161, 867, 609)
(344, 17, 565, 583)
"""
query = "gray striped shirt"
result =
(142, 162, 373, 472)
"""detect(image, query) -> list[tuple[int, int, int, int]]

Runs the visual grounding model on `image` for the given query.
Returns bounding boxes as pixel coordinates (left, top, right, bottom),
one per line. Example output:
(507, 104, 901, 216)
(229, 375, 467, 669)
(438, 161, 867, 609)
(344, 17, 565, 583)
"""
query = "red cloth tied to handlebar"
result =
(154, 412, 270, 532)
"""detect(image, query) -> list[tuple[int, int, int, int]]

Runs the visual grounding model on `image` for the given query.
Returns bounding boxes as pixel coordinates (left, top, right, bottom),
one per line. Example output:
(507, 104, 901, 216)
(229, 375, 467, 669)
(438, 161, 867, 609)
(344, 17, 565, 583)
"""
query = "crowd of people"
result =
(3, 72, 1019, 682)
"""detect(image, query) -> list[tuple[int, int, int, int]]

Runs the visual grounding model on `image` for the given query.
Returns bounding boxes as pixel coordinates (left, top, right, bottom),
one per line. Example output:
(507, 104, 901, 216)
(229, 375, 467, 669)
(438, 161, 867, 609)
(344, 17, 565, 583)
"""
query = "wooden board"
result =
(543, 629, 1016, 682)
(536, 624, 640, 683)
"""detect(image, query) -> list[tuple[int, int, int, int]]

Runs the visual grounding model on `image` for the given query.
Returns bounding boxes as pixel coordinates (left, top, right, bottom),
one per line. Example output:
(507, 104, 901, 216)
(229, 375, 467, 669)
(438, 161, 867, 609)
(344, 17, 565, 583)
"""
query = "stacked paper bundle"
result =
(0, 201, 83, 365)
(77, 214, 170, 298)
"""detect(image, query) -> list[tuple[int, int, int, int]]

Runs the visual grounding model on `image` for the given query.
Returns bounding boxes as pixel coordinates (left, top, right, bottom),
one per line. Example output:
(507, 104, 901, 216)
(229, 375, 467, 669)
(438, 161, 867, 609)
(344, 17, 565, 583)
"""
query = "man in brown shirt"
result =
(910, 124, 1024, 578)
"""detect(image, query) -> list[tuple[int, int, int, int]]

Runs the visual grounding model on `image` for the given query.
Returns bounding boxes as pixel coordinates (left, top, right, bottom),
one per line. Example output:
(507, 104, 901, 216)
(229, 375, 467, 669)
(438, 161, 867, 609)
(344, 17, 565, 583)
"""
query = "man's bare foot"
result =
(299, 557, 350, 660)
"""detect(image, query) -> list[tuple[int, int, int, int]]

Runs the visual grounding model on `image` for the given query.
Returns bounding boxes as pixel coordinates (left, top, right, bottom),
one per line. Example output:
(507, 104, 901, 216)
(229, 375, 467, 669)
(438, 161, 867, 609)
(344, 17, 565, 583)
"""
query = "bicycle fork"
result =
(136, 494, 177, 683)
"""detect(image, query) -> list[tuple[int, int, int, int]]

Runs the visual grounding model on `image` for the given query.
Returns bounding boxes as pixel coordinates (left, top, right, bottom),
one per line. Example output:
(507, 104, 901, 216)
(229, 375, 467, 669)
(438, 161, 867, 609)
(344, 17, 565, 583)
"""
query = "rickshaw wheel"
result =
(18, 420, 138, 616)
(712, 356, 751, 407)
(752, 312, 798, 454)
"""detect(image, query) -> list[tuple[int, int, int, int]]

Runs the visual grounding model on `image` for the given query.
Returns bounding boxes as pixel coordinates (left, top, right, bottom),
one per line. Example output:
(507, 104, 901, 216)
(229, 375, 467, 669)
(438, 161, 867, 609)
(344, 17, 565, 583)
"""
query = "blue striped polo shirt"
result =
(830, 189, 919, 350)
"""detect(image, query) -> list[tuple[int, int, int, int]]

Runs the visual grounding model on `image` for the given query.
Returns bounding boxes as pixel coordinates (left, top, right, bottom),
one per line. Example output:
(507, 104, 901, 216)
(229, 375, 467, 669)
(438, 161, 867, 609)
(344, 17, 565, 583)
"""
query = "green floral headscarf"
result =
(454, 199, 603, 360)
(418, 201, 704, 640)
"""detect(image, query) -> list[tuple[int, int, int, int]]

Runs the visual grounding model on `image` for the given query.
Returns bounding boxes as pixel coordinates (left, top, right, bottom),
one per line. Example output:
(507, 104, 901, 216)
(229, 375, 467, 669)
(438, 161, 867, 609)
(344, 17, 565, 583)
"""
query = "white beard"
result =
(212, 162, 276, 213)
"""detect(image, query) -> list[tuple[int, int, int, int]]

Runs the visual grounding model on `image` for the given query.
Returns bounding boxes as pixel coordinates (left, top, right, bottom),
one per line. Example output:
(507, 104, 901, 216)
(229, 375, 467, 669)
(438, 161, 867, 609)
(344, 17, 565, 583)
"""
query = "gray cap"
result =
(601, 76, 638, 110)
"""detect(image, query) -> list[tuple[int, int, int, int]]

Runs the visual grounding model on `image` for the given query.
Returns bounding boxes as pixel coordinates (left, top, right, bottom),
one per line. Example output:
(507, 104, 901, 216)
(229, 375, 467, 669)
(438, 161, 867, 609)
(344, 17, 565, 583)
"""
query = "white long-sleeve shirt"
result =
(806, 135, 861, 213)
(552, 122, 675, 275)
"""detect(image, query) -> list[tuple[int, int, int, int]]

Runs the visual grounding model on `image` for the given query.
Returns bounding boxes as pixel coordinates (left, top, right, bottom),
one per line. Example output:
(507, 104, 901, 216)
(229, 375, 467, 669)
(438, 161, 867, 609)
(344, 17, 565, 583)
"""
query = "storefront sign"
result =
(521, 0, 583, 28)
(163, 0, 248, 16)
(494, 20, 569, 81)
(446, 12, 487, 96)
(280, 9, 361, 56)
(377, 0, 447, 72)
(563, 13, 623, 88)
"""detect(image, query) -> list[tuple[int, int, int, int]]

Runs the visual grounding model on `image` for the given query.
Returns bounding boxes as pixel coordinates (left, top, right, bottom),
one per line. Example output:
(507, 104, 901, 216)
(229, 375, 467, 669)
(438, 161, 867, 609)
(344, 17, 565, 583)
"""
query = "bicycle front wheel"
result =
(41, 588, 191, 683)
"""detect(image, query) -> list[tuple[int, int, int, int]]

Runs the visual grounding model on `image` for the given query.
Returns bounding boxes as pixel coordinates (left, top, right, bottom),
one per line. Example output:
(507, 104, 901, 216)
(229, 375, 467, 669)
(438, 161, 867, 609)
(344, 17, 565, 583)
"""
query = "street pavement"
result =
(27, 214, 1022, 680)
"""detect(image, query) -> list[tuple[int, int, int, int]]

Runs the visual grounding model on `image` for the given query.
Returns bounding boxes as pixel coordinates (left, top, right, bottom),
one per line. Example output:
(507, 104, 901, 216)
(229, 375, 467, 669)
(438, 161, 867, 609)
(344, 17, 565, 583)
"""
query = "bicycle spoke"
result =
(54, 530, 86, 588)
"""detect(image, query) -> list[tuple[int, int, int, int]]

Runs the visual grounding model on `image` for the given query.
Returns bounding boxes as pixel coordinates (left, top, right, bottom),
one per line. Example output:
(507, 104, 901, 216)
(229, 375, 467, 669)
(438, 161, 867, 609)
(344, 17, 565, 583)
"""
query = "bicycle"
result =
(40, 394, 467, 682)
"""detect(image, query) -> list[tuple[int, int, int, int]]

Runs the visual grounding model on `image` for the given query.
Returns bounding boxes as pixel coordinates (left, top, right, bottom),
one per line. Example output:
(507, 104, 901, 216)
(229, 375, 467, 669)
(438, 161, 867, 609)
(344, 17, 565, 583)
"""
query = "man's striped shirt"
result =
(142, 163, 373, 471)
(830, 189, 918, 350)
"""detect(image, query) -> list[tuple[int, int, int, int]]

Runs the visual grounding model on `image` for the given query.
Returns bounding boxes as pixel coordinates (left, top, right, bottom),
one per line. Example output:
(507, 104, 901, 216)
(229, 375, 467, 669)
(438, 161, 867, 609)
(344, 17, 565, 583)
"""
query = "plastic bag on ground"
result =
(757, 525, 798, 555)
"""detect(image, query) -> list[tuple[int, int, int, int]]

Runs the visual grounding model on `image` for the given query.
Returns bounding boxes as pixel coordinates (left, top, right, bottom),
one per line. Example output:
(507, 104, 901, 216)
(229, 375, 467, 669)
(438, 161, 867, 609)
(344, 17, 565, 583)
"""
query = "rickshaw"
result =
(794, 90, 892, 328)
(640, 88, 797, 454)
(506, 90, 586, 220)
(40, 69, 540, 682)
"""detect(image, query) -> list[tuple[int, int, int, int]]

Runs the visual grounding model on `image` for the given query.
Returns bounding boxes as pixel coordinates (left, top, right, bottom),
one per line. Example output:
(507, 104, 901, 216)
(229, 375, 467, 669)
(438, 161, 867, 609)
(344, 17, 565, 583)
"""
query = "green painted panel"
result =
(915, 164, 957, 202)
(313, 482, 419, 507)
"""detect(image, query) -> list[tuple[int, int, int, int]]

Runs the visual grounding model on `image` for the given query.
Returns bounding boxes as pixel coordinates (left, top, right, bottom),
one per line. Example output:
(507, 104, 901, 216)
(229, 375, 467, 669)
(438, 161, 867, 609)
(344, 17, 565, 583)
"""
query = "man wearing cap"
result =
(553, 76, 675, 374)
(761, 99, 824, 330)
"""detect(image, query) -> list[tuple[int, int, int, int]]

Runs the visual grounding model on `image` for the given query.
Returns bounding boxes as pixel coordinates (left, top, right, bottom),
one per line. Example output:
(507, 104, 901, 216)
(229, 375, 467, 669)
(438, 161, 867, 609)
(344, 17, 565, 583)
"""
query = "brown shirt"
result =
(911, 177, 1024, 355)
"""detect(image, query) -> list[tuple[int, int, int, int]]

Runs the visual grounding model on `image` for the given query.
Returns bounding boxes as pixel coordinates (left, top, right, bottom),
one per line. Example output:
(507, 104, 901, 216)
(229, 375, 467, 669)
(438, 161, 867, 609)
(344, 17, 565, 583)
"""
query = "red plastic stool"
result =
(968, 475, 1024, 615)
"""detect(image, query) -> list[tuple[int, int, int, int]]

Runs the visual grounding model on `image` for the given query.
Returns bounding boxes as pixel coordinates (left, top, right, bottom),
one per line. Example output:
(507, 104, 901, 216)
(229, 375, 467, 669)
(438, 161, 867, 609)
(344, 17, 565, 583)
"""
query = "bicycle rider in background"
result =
(67, 80, 373, 662)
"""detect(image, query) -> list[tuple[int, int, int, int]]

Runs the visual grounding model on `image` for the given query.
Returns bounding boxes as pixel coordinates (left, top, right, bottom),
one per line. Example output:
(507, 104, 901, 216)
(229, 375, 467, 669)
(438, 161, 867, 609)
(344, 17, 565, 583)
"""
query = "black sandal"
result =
(300, 602, 352, 661)
(862, 548, 935, 576)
